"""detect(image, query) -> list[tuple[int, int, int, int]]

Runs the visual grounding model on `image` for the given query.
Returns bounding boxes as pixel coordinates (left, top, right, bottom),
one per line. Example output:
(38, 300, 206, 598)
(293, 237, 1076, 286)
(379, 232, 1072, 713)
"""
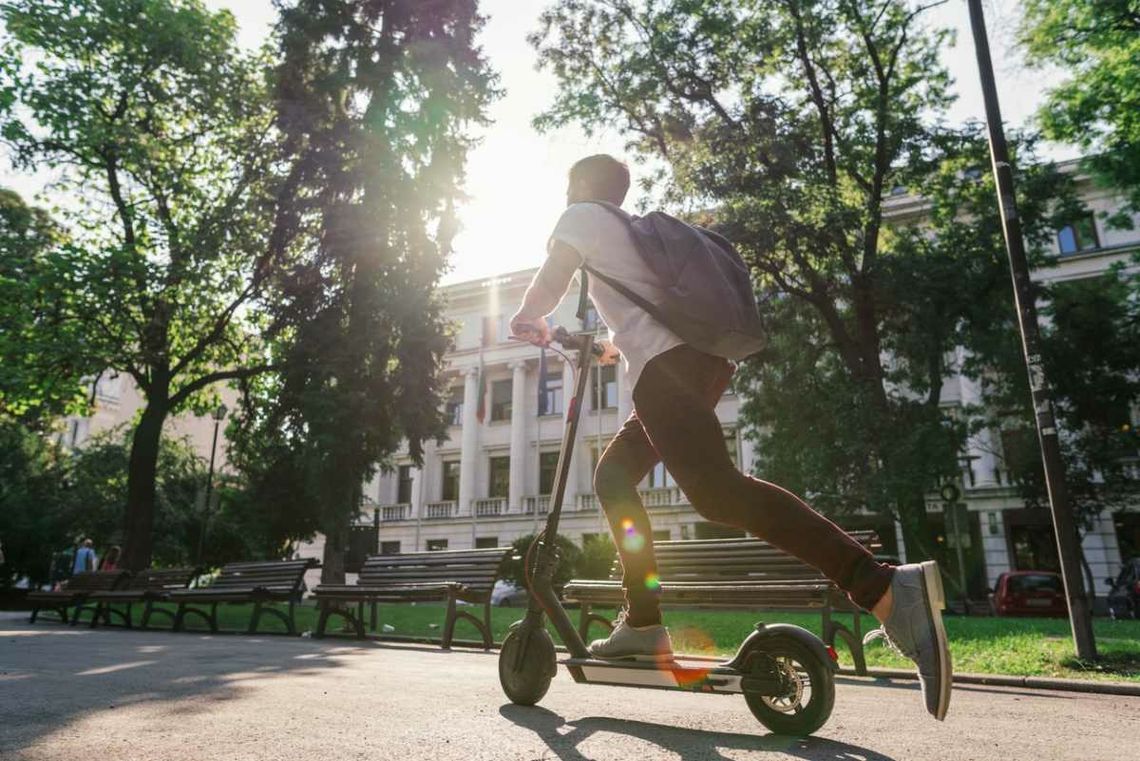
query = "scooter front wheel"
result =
(742, 636, 835, 736)
(499, 624, 557, 705)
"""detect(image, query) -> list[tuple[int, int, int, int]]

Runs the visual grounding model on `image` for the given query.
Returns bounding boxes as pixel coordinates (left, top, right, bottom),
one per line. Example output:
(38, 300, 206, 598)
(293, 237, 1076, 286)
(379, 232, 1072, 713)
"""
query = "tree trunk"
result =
(121, 398, 168, 571)
(320, 525, 347, 586)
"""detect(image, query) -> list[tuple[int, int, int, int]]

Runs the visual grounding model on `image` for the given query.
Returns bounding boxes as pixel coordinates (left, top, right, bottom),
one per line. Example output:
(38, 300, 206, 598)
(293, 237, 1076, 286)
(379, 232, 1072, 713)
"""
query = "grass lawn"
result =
(68, 600, 1140, 683)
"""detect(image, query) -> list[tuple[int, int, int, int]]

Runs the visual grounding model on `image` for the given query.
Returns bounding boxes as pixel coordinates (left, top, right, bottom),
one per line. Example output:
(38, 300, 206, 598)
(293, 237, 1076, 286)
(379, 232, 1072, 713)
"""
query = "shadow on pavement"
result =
(0, 615, 368, 754)
(500, 704, 899, 761)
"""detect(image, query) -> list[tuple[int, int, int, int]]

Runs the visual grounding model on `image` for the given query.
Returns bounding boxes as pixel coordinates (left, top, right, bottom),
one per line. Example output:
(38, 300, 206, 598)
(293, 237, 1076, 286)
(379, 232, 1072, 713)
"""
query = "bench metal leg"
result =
(441, 593, 458, 649)
(577, 602, 614, 642)
(370, 602, 378, 632)
(822, 605, 868, 676)
(314, 600, 364, 639)
(248, 601, 263, 634)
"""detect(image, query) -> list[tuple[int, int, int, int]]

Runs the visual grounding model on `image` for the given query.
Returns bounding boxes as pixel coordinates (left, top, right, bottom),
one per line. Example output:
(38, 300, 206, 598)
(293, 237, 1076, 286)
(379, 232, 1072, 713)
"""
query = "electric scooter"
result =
(498, 326, 839, 736)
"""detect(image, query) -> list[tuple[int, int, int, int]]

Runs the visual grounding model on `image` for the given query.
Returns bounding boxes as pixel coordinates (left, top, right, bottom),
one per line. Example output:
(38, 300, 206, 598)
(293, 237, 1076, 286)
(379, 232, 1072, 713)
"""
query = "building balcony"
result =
(639, 486, 687, 508)
(523, 495, 550, 515)
(474, 497, 506, 517)
(380, 504, 410, 522)
(425, 500, 456, 520)
(576, 488, 686, 512)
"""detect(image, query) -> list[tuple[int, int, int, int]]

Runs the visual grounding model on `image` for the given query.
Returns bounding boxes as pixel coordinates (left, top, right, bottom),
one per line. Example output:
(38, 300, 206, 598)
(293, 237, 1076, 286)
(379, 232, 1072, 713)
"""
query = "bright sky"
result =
(2, 0, 1070, 286)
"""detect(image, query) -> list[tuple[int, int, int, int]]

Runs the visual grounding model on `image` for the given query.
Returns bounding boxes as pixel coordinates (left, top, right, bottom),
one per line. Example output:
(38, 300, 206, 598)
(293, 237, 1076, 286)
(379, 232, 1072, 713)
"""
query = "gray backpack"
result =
(577, 202, 765, 360)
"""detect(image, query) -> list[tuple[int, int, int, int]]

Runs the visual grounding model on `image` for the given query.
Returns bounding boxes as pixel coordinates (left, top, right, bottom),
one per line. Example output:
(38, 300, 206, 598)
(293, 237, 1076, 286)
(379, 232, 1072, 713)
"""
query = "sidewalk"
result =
(3, 613, 1136, 761)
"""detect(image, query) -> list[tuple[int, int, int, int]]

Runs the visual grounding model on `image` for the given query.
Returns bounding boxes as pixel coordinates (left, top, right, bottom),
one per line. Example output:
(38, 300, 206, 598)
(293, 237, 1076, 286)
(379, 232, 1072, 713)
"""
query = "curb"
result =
(837, 667, 1140, 697)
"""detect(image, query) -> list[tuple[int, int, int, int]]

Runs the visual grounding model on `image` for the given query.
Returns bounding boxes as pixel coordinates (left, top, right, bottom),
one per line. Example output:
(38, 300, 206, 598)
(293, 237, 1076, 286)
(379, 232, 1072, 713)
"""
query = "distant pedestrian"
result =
(98, 545, 121, 572)
(72, 538, 96, 575)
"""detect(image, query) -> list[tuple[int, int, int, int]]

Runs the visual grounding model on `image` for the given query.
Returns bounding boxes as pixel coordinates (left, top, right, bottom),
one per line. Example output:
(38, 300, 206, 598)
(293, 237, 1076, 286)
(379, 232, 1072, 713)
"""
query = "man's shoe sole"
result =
(920, 560, 952, 720)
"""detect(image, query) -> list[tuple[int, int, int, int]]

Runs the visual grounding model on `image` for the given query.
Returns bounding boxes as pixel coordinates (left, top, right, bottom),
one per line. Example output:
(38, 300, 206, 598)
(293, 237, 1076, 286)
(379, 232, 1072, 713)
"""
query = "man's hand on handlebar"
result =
(509, 312, 552, 347)
(595, 340, 620, 366)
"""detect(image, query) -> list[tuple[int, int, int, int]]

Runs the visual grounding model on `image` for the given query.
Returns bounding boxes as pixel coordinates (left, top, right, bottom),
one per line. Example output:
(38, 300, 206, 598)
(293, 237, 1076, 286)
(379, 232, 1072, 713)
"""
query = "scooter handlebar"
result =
(552, 326, 604, 357)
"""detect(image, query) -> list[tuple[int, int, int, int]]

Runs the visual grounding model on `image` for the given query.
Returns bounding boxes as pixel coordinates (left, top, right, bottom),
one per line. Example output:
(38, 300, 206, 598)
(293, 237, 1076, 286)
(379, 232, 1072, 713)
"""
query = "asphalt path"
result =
(0, 612, 1133, 761)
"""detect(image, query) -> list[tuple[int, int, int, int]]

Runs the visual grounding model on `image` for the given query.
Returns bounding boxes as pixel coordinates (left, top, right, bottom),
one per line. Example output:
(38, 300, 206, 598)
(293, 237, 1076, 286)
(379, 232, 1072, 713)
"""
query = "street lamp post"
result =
(965, 0, 1096, 659)
(196, 403, 228, 566)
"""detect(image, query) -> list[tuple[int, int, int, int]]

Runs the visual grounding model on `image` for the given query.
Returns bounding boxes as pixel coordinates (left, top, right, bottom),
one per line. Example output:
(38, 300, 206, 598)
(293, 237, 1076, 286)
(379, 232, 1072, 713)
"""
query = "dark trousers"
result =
(594, 345, 894, 623)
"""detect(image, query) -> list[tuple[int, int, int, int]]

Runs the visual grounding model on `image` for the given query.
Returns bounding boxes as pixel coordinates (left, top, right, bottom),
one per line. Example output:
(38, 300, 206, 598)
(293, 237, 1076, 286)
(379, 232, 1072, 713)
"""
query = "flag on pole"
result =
(537, 346, 549, 416)
(475, 349, 487, 423)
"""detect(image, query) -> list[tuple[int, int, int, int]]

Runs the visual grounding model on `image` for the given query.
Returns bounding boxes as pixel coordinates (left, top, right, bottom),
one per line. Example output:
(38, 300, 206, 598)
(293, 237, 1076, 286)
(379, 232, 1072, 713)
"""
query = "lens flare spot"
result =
(621, 518, 635, 533)
(621, 532, 645, 553)
(644, 573, 661, 592)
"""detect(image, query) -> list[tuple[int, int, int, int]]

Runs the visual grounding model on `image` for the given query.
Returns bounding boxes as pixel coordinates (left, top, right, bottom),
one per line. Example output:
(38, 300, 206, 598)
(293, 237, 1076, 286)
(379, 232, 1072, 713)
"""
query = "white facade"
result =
(364, 267, 749, 556)
(362, 163, 1140, 603)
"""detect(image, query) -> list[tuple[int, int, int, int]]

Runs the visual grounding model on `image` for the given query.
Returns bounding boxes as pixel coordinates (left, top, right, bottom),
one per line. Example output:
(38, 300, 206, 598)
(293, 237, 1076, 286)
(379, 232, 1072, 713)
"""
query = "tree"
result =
(1021, 0, 1140, 211)
(532, 1, 1086, 570)
(0, 0, 288, 569)
(0, 189, 84, 426)
(234, 0, 497, 584)
(0, 418, 67, 586)
(532, 0, 968, 560)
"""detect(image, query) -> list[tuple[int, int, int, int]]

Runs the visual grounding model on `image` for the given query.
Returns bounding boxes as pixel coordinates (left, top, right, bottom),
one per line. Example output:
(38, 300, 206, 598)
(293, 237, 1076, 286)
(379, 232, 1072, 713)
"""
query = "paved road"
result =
(0, 612, 1133, 761)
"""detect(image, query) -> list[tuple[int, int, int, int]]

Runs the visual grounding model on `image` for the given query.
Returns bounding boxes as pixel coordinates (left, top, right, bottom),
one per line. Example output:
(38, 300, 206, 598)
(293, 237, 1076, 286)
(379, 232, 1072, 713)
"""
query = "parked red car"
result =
(989, 571, 1068, 617)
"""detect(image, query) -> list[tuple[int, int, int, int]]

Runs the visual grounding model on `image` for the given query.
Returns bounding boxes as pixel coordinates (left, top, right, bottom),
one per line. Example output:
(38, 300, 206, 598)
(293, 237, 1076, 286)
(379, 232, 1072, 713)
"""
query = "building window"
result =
(426, 538, 449, 552)
(475, 536, 499, 549)
(490, 379, 512, 421)
(489, 455, 510, 498)
(539, 451, 560, 495)
(441, 460, 460, 502)
(1057, 215, 1099, 255)
(591, 365, 617, 410)
(380, 541, 401, 555)
(445, 386, 463, 426)
(647, 462, 675, 489)
(539, 374, 563, 416)
(396, 464, 413, 504)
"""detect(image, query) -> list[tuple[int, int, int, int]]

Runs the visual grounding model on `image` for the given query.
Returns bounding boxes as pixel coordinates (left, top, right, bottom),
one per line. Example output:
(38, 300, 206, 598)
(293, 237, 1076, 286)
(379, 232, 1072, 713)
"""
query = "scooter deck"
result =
(562, 656, 763, 695)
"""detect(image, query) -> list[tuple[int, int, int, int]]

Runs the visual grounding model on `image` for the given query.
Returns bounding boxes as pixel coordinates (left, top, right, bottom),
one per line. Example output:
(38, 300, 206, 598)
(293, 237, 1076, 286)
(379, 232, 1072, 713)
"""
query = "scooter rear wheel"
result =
(742, 636, 835, 736)
(499, 624, 557, 705)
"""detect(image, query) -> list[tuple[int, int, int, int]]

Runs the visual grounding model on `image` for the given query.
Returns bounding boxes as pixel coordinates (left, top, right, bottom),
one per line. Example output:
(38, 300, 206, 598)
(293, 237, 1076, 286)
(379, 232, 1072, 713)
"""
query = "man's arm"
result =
(509, 241, 581, 343)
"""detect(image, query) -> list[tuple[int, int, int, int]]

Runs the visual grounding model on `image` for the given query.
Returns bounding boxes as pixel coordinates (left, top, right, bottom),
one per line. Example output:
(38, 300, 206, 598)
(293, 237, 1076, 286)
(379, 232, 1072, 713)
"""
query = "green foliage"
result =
(1021, 0, 1140, 211)
(0, 189, 87, 425)
(533, 0, 978, 559)
(500, 532, 582, 592)
(228, 0, 497, 584)
(991, 265, 1140, 525)
(0, 419, 66, 585)
(0, 0, 282, 567)
(578, 533, 618, 580)
(0, 419, 298, 587)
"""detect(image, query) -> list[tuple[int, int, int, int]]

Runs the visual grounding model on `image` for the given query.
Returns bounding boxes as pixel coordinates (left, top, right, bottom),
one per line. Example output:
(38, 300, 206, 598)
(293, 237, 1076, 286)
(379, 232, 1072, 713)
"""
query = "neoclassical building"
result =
(351, 161, 1140, 601)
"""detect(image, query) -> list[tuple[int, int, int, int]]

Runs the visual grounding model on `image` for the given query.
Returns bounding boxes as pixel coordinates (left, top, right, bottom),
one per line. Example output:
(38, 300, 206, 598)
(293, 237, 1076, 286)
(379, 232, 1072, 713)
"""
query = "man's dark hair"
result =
(569, 154, 630, 205)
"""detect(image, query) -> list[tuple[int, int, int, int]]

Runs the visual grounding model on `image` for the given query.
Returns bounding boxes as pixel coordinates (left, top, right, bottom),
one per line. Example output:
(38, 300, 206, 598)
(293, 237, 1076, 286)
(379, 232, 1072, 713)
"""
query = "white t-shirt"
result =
(548, 203, 683, 390)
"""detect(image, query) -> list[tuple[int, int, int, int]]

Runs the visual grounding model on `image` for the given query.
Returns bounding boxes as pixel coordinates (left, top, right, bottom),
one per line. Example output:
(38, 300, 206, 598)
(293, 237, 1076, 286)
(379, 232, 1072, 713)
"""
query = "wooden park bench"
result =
(312, 547, 511, 648)
(27, 570, 130, 624)
(169, 558, 318, 635)
(563, 531, 882, 675)
(75, 567, 200, 629)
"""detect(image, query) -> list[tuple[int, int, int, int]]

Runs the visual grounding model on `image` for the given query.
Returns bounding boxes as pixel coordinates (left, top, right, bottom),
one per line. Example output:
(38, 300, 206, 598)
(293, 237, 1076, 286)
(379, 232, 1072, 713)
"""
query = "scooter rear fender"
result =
(724, 623, 839, 673)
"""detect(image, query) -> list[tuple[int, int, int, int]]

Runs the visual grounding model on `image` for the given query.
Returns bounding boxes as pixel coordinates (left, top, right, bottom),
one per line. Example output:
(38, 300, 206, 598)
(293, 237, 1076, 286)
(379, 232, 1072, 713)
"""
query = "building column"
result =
(459, 366, 480, 517)
(508, 360, 528, 512)
(561, 359, 579, 505)
(957, 347, 999, 487)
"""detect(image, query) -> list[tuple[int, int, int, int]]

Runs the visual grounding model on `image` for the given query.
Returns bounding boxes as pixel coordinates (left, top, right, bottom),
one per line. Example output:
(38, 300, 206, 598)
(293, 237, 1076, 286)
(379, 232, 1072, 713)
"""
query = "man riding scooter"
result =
(510, 154, 953, 721)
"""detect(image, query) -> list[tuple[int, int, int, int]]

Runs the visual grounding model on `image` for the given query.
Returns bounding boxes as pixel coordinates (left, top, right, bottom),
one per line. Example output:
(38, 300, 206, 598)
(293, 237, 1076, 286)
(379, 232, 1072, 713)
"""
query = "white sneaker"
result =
(588, 610, 674, 662)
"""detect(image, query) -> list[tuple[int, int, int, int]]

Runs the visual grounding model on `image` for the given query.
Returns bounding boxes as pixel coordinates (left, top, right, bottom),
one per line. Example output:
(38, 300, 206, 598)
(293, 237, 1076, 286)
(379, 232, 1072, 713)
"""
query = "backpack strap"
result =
(576, 268, 590, 322)
(580, 262, 671, 327)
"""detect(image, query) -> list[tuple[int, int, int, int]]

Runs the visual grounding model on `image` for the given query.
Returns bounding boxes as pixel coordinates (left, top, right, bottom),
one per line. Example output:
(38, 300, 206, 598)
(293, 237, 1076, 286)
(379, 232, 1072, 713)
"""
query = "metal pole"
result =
(965, 0, 1096, 659)
(196, 417, 221, 565)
